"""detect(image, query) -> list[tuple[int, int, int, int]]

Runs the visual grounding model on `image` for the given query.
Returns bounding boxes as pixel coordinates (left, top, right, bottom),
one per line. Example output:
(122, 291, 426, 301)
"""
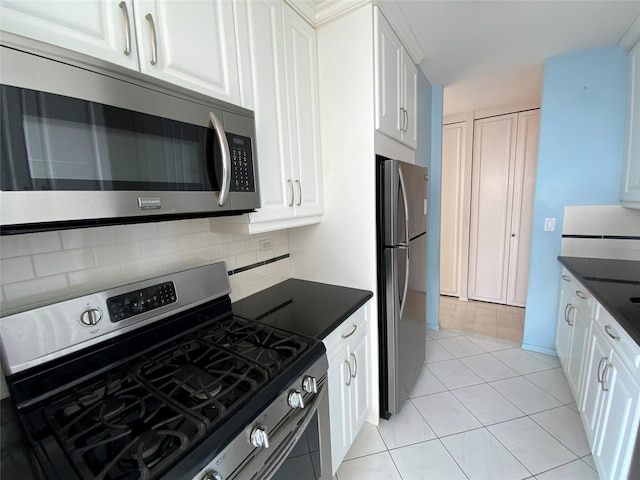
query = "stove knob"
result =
(288, 389, 305, 409)
(250, 425, 270, 449)
(80, 308, 102, 326)
(302, 376, 318, 394)
(201, 472, 223, 480)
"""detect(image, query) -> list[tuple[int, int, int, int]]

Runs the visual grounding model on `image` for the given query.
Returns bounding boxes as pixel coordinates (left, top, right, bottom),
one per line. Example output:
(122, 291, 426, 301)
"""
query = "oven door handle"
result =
(209, 111, 231, 207)
(255, 380, 328, 480)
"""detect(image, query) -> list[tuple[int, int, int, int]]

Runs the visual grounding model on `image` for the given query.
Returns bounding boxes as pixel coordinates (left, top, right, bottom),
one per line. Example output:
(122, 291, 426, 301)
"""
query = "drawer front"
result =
(595, 305, 640, 375)
(323, 304, 368, 355)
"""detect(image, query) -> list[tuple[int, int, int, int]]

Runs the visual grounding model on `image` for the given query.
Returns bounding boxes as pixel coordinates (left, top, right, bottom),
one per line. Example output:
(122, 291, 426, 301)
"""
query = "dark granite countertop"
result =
(558, 256, 640, 345)
(232, 279, 373, 339)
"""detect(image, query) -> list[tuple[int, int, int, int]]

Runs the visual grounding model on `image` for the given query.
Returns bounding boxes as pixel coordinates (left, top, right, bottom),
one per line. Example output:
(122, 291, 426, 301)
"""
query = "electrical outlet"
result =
(259, 239, 273, 251)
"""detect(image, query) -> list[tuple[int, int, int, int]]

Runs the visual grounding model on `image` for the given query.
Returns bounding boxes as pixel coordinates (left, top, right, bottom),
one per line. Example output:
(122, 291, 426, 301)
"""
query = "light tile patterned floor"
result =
(336, 329, 597, 480)
(439, 296, 525, 343)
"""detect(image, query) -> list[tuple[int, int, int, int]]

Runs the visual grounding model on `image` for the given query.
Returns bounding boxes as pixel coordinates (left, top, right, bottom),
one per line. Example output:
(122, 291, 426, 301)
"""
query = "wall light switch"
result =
(544, 218, 556, 231)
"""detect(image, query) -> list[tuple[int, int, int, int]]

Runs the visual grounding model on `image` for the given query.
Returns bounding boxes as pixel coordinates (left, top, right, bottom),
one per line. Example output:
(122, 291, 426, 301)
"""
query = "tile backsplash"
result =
(0, 218, 292, 398)
(561, 205, 640, 260)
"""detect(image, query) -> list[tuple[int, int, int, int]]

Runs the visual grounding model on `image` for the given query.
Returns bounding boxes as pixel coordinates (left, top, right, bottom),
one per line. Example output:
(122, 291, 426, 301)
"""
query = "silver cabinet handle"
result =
(399, 107, 405, 131)
(403, 108, 409, 132)
(564, 304, 575, 326)
(597, 356, 608, 384)
(145, 13, 158, 65)
(295, 179, 302, 206)
(119, 1, 132, 56)
(604, 325, 620, 341)
(287, 179, 294, 207)
(575, 290, 587, 300)
(561, 275, 571, 282)
(345, 360, 352, 386)
(208, 112, 231, 207)
(350, 352, 357, 378)
(601, 363, 611, 392)
(341, 324, 357, 339)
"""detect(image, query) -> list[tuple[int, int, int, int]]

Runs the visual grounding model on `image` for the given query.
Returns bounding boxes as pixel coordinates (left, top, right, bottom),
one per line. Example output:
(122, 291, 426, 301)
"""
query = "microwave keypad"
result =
(229, 134, 255, 192)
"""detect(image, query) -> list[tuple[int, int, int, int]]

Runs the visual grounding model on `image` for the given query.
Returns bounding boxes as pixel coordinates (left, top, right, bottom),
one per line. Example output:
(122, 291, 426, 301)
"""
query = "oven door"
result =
(234, 377, 332, 480)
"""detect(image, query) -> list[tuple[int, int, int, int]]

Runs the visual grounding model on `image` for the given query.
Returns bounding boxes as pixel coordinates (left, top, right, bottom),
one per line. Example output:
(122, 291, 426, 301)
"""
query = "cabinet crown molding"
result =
(619, 15, 640, 50)
(284, 0, 370, 27)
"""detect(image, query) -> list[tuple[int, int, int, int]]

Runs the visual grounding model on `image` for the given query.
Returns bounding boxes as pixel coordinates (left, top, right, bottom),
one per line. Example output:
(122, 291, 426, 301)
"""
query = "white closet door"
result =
(506, 110, 540, 306)
(440, 122, 466, 296)
(468, 113, 518, 304)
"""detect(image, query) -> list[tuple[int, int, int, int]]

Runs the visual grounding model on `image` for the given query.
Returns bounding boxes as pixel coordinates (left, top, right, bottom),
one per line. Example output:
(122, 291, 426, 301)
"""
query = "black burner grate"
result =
(44, 369, 205, 480)
(196, 316, 309, 376)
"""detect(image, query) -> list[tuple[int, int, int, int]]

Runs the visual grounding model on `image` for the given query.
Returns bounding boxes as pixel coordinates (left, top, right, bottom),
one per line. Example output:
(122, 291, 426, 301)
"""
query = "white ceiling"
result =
(393, 0, 640, 115)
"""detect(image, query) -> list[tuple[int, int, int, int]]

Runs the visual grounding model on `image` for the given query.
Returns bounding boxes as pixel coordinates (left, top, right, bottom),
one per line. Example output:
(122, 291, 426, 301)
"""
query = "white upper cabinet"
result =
(230, 0, 323, 233)
(133, 0, 240, 103)
(621, 40, 640, 208)
(0, 0, 242, 105)
(374, 8, 417, 149)
(0, 0, 139, 69)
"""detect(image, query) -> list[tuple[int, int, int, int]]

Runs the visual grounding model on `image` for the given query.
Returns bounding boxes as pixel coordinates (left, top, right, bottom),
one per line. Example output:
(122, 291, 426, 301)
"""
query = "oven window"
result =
(1, 85, 220, 192)
(271, 411, 322, 480)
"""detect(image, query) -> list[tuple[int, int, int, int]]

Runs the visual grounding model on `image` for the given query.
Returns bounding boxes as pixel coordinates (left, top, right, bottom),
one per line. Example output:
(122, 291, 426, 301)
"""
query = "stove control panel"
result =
(107, 281, 177, 322)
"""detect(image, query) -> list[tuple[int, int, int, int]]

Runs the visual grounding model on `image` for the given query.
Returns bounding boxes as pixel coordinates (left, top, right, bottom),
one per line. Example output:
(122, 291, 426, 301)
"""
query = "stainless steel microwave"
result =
(0, 45, 260, 234)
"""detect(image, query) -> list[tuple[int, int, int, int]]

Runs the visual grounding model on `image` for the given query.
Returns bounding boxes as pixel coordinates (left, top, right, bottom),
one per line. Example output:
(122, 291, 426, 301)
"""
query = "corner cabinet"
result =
(374, 7, 417, 149)
(0, 0, 242, 105)
(324, 303, 371, 475)
(621, 40, 640, 208)
(555, 269, 640, 480)
(226, 0, 323, 234)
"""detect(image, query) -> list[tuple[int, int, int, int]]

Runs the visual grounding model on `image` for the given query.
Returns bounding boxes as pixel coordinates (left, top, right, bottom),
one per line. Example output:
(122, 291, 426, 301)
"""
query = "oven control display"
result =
(107, 281, 177, 322)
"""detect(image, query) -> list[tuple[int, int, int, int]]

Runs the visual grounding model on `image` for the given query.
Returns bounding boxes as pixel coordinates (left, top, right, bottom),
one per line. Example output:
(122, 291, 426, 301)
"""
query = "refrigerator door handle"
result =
(398, 169, 410, 316)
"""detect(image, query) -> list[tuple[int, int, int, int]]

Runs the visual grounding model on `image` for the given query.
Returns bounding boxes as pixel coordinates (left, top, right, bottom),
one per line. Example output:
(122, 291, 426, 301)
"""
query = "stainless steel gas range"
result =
(0, 262, 331, 480)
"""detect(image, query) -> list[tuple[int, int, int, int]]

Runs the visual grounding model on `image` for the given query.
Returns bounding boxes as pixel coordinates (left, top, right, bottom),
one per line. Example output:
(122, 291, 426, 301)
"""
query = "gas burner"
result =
(172, 364, 224, 401)
(130, 431, 165, 461)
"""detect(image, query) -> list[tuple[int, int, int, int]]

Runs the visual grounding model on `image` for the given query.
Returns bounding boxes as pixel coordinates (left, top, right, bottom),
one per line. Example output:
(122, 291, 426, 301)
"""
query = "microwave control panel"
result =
(228, 134, 255, 193)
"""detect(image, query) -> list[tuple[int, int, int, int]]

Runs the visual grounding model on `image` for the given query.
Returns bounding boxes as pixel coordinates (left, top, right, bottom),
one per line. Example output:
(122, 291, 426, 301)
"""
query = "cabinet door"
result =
(401, 49, 417, 149)
(440, 123, 466, 296)
(620, 41, 640, 208)
(134, 0, 241, 104)
(349, 323, 371, 435)
(282, 5, 323, 219)
(374, 9, 402, 142)
(593, 352, 640, 480)
(327, 344, 351, 474)
(0, 0, 138, 70)
(243, 0, 293, 224)
(580, 323, 611, 447)
(468, 113, 518, 304)
(506, 110, 539, 306)
(555, 277, 574, 370)
(566, 308, 589, 402)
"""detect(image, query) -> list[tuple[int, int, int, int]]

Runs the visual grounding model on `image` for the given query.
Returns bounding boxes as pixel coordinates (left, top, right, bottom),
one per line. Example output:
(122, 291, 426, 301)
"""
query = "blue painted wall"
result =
(417, 69, 444, 330)
(522, 46, 628, 354)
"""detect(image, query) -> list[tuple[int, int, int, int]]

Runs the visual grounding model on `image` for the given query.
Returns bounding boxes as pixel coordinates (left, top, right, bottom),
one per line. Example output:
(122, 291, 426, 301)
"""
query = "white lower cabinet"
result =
(556, 269, 640, 480)
(324, 303, 371, 475)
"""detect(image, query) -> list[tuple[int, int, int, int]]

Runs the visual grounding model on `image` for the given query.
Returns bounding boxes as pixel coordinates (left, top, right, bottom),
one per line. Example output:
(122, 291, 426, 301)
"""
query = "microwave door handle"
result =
(209, 112, 231, 207)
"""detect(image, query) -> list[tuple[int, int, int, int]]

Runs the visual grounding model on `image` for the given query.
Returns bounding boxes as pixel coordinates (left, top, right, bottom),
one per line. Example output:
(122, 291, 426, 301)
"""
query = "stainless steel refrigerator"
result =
(376, 155, 428, 418)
